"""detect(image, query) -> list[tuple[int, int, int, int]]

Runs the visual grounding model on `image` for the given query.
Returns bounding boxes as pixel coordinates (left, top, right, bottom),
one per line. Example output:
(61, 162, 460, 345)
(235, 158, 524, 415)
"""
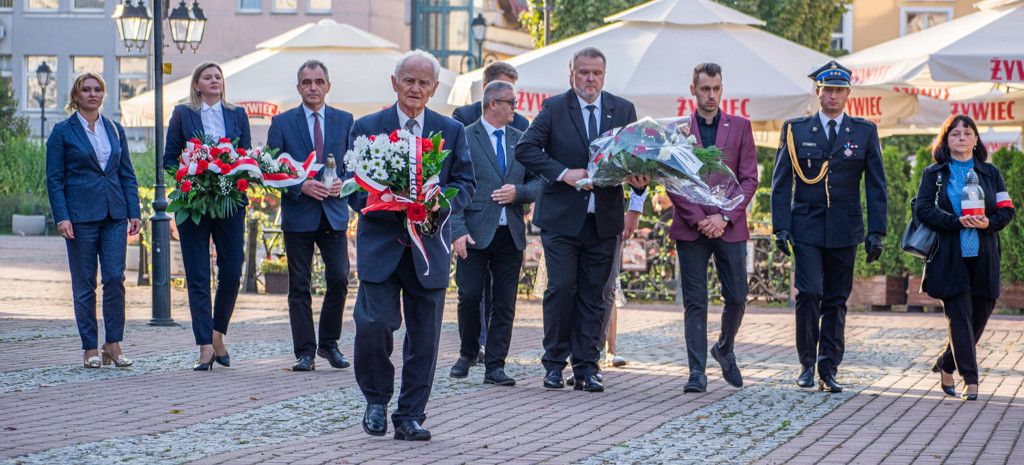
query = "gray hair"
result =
(297, 60, 330, 84)
(570, 47, 607, 71)
(482, 80, 515, 110)
(393, 49, 441, 82)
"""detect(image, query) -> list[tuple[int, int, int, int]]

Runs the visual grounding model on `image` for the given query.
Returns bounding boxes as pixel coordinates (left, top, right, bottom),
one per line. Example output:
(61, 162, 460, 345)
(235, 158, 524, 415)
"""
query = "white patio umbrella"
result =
(448, 0, 917, 133)
(121, 19, 458, 128)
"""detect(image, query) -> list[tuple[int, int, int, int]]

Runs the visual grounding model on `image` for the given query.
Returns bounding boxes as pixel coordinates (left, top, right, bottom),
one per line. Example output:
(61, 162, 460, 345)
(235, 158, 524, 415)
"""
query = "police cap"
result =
(808, 60, 852, 88)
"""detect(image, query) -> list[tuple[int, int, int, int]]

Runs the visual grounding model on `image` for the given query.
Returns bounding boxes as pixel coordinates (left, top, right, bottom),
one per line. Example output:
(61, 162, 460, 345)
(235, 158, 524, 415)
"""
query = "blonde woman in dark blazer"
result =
(163, 62, 251, 371)
(46, 72, 142, 368)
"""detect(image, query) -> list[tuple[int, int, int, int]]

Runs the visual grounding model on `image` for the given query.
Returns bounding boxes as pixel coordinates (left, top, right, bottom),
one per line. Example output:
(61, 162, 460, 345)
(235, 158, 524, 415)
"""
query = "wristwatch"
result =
(722, 214, 731, 223)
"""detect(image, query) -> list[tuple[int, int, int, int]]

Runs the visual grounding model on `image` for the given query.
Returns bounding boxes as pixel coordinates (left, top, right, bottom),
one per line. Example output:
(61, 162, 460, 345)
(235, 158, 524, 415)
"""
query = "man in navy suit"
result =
(350, 50, 475, 441)
(517, 47, 648, 393)
(450, 60, 529, 365)
(266, 60, 355, 372)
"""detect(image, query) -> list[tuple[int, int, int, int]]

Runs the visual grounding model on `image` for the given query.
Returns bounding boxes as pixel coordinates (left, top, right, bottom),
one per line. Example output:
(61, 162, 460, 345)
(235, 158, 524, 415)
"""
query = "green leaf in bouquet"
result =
(442, 187, 458, 199)
(339, 179, 362, 197)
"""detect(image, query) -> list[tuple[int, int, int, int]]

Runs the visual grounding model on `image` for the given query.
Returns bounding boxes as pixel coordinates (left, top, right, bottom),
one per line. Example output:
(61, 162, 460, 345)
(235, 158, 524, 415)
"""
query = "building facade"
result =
(832, 0, 982, 54)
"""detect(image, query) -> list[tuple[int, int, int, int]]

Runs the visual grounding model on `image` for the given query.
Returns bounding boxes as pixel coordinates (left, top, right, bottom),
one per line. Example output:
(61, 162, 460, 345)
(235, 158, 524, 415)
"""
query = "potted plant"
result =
(11, 195, 46, 236)
(261, 255, 289, 294)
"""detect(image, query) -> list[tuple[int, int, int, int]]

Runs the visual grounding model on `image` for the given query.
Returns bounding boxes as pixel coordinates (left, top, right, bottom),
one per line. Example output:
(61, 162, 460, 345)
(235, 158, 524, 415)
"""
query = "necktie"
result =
(404, 118, 418, 136)
(827, 119, 837, 151)
(313, 111, 324, 161)
(494, 129, 506, 177)
(586, 104, 598, 142)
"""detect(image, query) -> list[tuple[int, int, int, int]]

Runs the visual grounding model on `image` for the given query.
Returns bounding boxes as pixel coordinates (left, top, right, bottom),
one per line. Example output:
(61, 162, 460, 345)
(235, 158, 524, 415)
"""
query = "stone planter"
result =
(12, 214, 46, 236)
(906, 275, 943, 312)
(848, 275, 907, 311)
(997, 281, 1024, 312)
(263, 271, 289, 294)
(126, 244, 141, 271)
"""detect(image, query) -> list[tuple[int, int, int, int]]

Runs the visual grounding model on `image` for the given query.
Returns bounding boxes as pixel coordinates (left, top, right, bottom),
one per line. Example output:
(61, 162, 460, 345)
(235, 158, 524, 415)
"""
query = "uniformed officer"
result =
(770, 60, 887, 393)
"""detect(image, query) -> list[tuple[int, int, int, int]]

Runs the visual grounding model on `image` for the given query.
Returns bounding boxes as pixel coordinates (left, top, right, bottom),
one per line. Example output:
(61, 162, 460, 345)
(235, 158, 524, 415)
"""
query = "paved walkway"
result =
(1, 235, 1022, 464)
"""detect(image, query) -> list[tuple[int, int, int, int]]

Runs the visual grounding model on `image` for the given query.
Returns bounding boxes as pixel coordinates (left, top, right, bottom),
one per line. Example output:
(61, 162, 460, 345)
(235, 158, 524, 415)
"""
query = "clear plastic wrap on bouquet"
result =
(584, 116, 744, 210)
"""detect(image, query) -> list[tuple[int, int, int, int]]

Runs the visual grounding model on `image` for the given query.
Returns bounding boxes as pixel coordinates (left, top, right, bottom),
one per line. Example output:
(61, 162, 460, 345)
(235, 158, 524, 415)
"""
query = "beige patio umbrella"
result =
(121, 19, 458, 127)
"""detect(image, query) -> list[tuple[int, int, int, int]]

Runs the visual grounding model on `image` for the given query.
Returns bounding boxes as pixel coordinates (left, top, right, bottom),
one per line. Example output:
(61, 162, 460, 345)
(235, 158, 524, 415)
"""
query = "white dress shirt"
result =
(76, 111, 111, 171)
(817, 111, 846, 141)
(201, 101, 226, 140)
(480, 118, 509, 226)
(396, 106, 425, 138)
(556, 92, 646, 213)
(303, 105, 326, 147)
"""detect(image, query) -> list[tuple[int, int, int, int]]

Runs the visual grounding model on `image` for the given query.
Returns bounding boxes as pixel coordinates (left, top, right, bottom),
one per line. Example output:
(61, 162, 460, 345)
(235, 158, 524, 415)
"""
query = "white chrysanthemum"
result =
(358, 161, 372, 173)
(658, 147, 673, 161)
(397, 129, 411, 139)
(394, 140, 409, 154)
(353, 136, 370, 153)
(391, 156, 406, 170)
(372, 168, 388, 181)
(686, 134, 697, 145)
(249, 171, 261, 179)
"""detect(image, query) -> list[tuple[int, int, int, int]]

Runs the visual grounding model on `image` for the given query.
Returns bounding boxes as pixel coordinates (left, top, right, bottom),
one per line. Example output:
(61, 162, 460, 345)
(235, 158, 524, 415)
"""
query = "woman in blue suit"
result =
(46, 73, 142, 368)
(164, 62, 251, 371)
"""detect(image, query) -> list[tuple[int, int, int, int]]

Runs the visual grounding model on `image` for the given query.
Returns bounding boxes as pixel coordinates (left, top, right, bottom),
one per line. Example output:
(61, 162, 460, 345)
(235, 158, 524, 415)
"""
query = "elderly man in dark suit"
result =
(350, 50, 475, 441)
(771, 61, 887, 393)
(517, 47, 648, 393)
(451, 60, 529, 363)
(266, 60, 354, 372)
(670, 63, 759, 393)
(448, 80, 540, 385)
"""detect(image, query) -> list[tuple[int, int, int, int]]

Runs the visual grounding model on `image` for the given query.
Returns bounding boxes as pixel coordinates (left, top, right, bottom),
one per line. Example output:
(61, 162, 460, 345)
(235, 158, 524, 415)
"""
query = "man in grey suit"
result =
(449, 81, 540, 385)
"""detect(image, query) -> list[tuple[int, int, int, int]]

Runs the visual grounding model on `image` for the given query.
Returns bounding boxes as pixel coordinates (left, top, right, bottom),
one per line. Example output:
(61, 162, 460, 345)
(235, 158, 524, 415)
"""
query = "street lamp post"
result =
(470, 14, 487, 70)
(113, 1, 206, 326)
(35, 62, 52, 140)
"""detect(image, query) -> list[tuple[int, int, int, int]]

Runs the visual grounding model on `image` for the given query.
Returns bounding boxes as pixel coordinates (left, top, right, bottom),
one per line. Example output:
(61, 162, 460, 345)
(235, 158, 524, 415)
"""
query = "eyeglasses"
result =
(494, 98, 517, 107)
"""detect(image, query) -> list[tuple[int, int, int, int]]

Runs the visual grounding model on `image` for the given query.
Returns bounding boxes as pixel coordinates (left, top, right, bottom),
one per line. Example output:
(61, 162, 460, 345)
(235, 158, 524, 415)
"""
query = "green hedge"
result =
(905, 147, 933, 276)
(990, 146, 1024, 282)
(0, 137, 48, 232)
(855, 146, 909, 278)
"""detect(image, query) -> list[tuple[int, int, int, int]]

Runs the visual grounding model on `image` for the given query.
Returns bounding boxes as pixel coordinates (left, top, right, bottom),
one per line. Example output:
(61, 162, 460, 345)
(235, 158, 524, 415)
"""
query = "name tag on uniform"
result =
(801, 142, 817, 147)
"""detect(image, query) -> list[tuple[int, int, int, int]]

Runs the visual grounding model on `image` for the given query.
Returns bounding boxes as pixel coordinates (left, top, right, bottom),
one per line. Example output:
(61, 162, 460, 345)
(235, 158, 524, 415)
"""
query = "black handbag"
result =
(902, 172, 943, 260)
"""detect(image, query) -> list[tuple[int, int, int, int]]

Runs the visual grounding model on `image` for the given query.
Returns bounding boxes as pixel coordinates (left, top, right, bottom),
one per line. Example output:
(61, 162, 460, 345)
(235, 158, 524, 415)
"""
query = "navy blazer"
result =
(349, 105, 476, 289)
(516, 89, 638, 239)
(163, 103, 251, 169)
(266, 105, 354, 232)
(46, 114, 141, 224)
(451, 101, 530, 132)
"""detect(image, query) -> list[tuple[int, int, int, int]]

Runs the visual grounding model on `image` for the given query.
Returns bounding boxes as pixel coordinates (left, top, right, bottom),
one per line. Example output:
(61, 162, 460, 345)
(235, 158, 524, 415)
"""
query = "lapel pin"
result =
(845, 127, 851, 133)
(812, 126, 818, 132)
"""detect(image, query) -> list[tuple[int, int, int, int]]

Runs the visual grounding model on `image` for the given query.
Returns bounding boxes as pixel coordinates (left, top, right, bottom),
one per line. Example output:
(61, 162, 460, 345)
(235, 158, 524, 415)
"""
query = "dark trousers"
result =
(540, 215, 616, 378)
(353, 248, 446, 424)
(792, 242, 857, 377)
(478, 274, 491, 347)
(454, 226, 523, 370)
(65, 217, 128, 350)
(283, 212, 349, 359)
(177, 209, 245, 346)
(677, 237, 748, 373)
(599, 235, 624, 350)
(937, 258, 996, 385)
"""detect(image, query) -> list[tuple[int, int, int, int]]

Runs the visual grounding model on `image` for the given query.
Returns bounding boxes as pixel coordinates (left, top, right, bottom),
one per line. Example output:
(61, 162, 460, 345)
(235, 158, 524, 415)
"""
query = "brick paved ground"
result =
(1, 235, 1022, 464)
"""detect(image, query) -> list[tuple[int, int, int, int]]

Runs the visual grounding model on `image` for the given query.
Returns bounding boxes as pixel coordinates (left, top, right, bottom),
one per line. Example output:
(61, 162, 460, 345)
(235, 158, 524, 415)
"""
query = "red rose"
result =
(180, 180, 192, 193)
(390, 129, 401, 142)
(219, 138, 231, 144)
(406, 203, 428, 223)
(634, 145, 647, 155)
(368, 135, 376, 142)
(420, 138, 434, 153)
(236, 179, 248, 191)
(175, 169, 186, 182)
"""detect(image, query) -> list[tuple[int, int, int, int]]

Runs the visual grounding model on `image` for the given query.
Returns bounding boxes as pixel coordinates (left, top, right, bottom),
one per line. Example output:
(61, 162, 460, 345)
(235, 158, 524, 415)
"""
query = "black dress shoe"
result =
(683, 372, 707, 393)
(484, 368, 516, 386)
(394, 419, 431, 441)
(711, 343, 743, 388)
(961, 385, 978, 401)
(317, 347, 350, 369)
(819, 375, 843, 393)
(573, 374, 604, 392)
(797, 366, 815, 388)
(292, 355, 316, 372)
(543, 369, 564, 389)
(449, 356, 475, 378)
(214, 352, 230, 367)
(567, 371, 601, 386)
(362, 404, 387, 436)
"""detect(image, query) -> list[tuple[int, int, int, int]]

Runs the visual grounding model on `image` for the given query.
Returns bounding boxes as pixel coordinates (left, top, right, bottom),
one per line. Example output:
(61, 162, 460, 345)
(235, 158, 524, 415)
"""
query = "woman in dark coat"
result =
(916, 114, 1014, 401)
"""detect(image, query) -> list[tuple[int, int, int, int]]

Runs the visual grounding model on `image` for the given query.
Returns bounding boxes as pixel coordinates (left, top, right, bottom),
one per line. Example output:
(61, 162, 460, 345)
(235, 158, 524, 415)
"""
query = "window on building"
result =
(273, 0, 296, 12)
(308, 0, 330, 13)
(74, 0, 105, 10)
(72, 56, 103, 76)
(0, 0, 14, 11)
(27, 0, 59, 9)
(0, 55, 12, 91)
(901, 8, 952, 36)
(417, 0, 473, 71)
(26, 56, 57, 110)
(830, 8, 853, 53)
(118, 57, 148, 104)
(239, 0, 261, 12)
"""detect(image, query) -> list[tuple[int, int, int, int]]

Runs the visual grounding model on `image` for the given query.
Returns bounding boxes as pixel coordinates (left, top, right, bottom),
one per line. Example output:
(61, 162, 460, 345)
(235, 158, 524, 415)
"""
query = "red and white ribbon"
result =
(177, 147, 322, 188)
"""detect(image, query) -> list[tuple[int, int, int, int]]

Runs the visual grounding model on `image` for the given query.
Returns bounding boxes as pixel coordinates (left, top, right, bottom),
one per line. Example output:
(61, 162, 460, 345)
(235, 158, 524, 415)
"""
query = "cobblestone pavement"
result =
(2, 236, 1023, 464)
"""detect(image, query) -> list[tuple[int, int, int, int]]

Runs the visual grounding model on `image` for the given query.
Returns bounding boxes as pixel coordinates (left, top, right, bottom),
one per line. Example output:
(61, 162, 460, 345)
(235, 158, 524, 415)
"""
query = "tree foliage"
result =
(854, 146, 909, 278)
(990, 146, 1024, 283)
(520, 0, 851, 53)
(0, 78, 30, 144)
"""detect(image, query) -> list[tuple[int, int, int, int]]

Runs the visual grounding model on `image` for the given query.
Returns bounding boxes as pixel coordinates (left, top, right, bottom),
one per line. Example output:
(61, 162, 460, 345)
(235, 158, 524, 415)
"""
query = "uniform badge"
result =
(843, 142, 858, 158)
